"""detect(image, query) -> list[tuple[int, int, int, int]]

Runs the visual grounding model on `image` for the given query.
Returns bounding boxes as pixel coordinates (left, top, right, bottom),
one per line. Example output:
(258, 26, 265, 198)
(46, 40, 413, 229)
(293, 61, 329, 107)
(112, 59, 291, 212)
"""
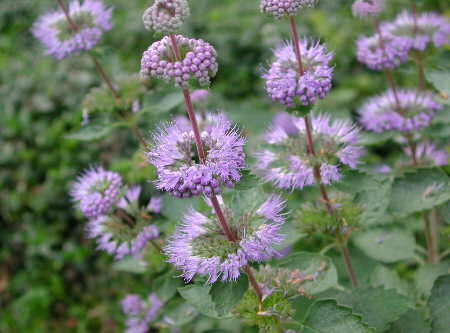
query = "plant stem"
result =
(168, 32, 264, 303)
(341, 245, 358, 288)
(424, 211, 440, 264)
(288, 16, 305, 76)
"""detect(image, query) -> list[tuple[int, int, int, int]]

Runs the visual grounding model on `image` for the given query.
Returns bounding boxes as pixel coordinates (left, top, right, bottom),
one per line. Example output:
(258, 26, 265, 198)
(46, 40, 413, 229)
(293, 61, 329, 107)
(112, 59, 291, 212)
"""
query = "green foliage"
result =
(386, 309, 430, 333)
(429, 275, 450, 333)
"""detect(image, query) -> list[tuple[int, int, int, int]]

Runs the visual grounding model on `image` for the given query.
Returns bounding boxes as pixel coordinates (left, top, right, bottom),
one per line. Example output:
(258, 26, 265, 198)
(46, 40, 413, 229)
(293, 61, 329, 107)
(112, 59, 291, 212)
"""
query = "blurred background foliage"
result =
(0, 0, 449, 331)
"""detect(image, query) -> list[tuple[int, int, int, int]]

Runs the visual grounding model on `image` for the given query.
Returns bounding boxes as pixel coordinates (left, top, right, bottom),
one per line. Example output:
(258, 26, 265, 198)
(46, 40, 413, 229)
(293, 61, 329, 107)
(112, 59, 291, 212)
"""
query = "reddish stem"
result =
(341, 246, 358, 288)
(289, 16, 305, 76)
(210, 195, 238, 243)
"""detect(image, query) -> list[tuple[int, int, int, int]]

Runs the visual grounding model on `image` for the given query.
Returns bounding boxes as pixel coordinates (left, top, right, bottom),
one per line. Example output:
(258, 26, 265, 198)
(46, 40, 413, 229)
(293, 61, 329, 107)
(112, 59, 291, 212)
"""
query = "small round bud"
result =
(260, 0, 317, 20)
(143, 0, 190, 34)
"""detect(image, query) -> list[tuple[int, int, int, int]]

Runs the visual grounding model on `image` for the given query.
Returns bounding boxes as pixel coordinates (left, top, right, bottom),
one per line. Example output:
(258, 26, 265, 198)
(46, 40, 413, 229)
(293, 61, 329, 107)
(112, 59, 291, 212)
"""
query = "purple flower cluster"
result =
(165, 195, 286, 282)
(32, 0, 112, 59)
(71, 166, 122, 219)
(121, 293, 162, 333)
(85, 185, 160, 260)
(405, 142, 448, 166)
(264, 40, 333, 107)
(142, 0, 190, 34)
(260, 0, 317, 19)
(358, 89, 442, 133)
(381, 11, 450, 51)
(254, 113, 363, 189)
(352, 0, 385, 18)
(356, 33, 411, 70)
(140, 35, 218, 87)
(148, 113, 246, 198)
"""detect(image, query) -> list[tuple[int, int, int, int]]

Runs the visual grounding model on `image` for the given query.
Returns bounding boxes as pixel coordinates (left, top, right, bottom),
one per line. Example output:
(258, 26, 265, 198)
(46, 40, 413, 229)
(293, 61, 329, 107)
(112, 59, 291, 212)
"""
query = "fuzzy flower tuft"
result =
(381, 11, 450, 51)
(263, 40, 333, 107)
(148, 113, 246, 198)
(121, 293, 162, 333)
(32, 0, 112, 59)
(356, 33, 411, 70)
(71, 166, 122, 219)
(254, 114, 363, 189)
(190, 89, 211, 105)
(86, 185, 160, 259)
(405, 142, 448, 166)
(358, 89, 442, 133)
(143, 0, 190, 34)
(260, 0, 317, 19)
(165, 195, 286, 283)
(140, 35, 218, 87)
(352, 0, 384, 18)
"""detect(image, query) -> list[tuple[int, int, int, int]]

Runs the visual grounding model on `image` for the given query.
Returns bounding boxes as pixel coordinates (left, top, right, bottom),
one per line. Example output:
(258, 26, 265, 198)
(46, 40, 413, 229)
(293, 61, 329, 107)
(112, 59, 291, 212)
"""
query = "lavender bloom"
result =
(71, 166, 122, 219)
(273, 111, 300, 136)
(148, 113, 246, 198)
(405, 142, 448, 166)
(147, 196, 163, 214)
(122, 293, 163, 333)
(190, 89, 211, 104)
(143, 0, 190, 34)
(263, 40, 333, 108)
(356, 33, 411, 70)
(260, 0, 317, 19)
(32, 0, 112, 60)
(140, 35, 218, 87)
(358, 89, 442, 133)
(382, 11, 450, 51)
(352, 0, 384, 18)
(165, 195, 286, 283)
(254, 114, 363, 189)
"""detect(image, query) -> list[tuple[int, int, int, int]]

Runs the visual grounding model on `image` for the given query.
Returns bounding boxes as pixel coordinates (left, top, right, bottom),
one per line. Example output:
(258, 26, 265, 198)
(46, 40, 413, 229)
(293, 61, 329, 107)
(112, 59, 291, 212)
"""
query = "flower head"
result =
(260, 0, 317, 19)
(148, 113, 246, 198)
(122, 293, 162, 333)
(352, 0, 384, 18)
(190, 89, 211, 105)
(143, 0, 190, 34)
(71, 166, 122, 219)
(165, 194, 286, 283)
(32, 0, 112, 59)
(86, 185, 160, 259)
(140, 35, 218, 87)
(254, 114, 363, 189)
(356, 33, 411, 70)
(405, 142, 448, 166)
(263, 40, 333, 108)
(358, 89, 442, 133)
(381, 11, 450, 51)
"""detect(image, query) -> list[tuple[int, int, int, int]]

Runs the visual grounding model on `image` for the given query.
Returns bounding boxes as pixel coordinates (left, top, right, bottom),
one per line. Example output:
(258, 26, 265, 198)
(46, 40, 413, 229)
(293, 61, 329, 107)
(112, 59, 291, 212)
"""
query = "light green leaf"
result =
(210, 275, 249, 317)
(301, 300, 374, 333)
(178, 284, 219, 318)
(234, 170, 261, 191)
(331, 287, 412, 332)
(164, 300, 198, 326)
(153, 270, 183, 302)
(161, 194, 201, 221)
(352, 228, 415, 263)
(154, 91, 184, 113)
(415, 262, 450, 297)
(369, 265, 410, 297)
(389, 168, 450, 217)
(277, 252, 338, 295)
(386, 309, 430, 333)
(426, 70, 450, 103)
(112, 257, 147, 273)
(429, 275, 450, 333)
(64, 120, 116, 141)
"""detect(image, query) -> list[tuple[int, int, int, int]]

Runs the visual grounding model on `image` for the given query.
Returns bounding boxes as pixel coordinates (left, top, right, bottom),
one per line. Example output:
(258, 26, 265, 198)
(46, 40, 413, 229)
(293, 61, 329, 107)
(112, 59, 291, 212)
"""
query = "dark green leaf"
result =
(387, 309, 430, 333)
(429, 275, 450, 333)
(210, 275, 249, 317)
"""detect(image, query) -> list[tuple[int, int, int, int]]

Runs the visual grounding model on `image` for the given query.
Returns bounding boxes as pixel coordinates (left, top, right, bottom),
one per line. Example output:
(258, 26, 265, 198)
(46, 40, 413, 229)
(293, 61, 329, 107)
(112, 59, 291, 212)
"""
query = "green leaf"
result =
(153, 270, 183, 302)
(369, 265, 410, 297)
(161, 194, 201, 221)
(210, 275, 249, 317)
(389, 168, 450, 217)
(301, 299, 373, 333)
(178, 284, 219, 318)
(276, 252, 338, 295)
(415, 262, 450, 297)
(352, 228, 415, 263)
(331, 287, 412, 332)
(234, 170, 260, 191)
(386, 309, 430, 333)
(64, 120, 116, 141)
(164, 300, 199, 326)
(154, 91, 184, 113)
(426, 69, 450, 104)
(429, 275, 450, 333)
(112, 257, 147, 273)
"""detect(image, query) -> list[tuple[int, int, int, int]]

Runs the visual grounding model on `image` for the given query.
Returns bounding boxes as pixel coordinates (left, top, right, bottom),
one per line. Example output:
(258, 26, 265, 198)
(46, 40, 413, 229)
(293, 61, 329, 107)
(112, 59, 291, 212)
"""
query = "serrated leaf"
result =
(415, 262, 450, 297)
(178, 284, 219, 318)
(210, 275, 249, 317)
(352, 228, 415, 263)
(112, 257, 147, 273)
(161, 194, 201, 221)
(389, 168, 450, 217)
(387, 309, 430, 333)
(276, 252, 338, 295)
(331, 287, 412, 332)
(301, 299, 374, 333)
(426, 70, 450, 96)
(429, 275, 450, 333)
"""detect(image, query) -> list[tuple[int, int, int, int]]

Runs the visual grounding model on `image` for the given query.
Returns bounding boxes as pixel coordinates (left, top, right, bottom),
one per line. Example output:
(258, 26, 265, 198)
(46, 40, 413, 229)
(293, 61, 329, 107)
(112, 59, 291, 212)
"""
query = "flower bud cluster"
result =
(260, 0, 317, 20)
(121, 293, 162, 332)
(263, 40, 333, 107)
(141, 35, 218, 87)
(143, 0, 190, 34)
